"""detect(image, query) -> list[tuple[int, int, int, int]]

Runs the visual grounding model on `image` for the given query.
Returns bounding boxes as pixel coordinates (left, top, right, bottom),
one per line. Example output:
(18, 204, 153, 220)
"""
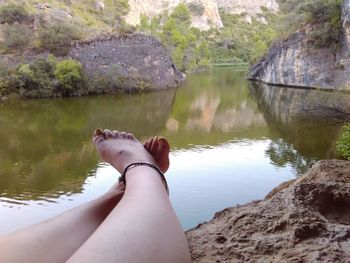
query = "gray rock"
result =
(186, 160, 350, 262)
(249, 1, 350, 90)
(69, 33, 184, 92)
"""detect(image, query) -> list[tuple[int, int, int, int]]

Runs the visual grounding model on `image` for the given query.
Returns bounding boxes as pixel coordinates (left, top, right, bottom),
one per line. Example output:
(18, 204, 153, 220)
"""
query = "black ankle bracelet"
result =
(119, 163, 169, 195)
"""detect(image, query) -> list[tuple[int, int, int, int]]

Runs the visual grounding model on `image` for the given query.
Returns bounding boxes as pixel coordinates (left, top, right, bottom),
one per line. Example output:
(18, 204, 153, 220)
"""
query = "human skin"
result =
(0, 131, 190, 263)
(68, 130, 191, 263)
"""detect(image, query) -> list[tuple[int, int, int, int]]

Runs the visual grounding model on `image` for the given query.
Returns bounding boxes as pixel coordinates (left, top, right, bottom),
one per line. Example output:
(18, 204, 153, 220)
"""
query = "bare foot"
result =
(143, 137, 170, 173)
(93, 129, 156, 174)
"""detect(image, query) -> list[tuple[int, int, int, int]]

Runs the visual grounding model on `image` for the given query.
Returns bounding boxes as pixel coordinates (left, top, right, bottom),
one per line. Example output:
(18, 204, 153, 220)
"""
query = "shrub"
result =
(15, 57, 87, 98)
(38, 22, 80, 55)
(171, 4, 191, 25)
(115, 0, 130, 17)
(101, 0, 130, 27)
(336, 124, 350, 160)
(2, 22, 32, 49)
(0, 4, 31, 24)
(197, 58, 211, 70)
(0, 66, 13, 96)
(17, 59, 56, 98)
(54, 59, 84, 96)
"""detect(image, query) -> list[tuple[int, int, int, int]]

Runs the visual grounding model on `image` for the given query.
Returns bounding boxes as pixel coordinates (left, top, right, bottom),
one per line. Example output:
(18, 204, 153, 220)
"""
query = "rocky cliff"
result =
(186, 160, 350, 262)
(125, 0, 223, 31)
(70, 34, 184, 92)
(217, 0, 278, 22)
(124, 0, 279, 31)
(249, 1, 350, 90)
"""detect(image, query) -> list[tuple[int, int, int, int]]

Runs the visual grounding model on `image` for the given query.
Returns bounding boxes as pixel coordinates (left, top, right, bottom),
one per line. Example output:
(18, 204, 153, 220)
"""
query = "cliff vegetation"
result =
(278, 0, 342, 49)
(138, 4, 279, 72)
(0, 0, 280, 99)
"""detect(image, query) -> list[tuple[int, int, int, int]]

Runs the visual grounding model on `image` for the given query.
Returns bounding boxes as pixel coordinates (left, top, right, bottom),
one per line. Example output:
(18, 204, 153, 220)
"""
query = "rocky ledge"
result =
(0, 33, 184, 96)
(70, 33, 184, 92)
(186, 160, 350, 262)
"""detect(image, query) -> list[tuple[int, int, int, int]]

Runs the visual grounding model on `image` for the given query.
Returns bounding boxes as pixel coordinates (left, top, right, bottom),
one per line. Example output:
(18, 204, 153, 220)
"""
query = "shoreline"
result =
(186, 160, 350, 262)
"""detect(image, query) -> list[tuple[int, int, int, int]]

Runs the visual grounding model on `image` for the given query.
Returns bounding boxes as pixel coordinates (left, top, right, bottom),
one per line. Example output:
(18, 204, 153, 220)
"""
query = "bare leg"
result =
(0, 183, 124, 263)
(0, 134, 171, 263)
(68, 130, 191, 263)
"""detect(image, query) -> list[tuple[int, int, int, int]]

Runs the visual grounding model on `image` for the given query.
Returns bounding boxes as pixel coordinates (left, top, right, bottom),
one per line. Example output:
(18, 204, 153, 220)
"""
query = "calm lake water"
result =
(0, 69, 348, 234)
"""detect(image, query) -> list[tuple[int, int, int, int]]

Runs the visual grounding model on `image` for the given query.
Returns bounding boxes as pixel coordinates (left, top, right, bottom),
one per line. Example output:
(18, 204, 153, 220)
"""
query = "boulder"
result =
(69, 33, 184, 92)
(186, 160, 350, 262)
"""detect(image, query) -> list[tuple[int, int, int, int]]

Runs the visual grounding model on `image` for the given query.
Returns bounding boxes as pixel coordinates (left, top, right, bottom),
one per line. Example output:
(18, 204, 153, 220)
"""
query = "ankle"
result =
(123, 166, 169, 194)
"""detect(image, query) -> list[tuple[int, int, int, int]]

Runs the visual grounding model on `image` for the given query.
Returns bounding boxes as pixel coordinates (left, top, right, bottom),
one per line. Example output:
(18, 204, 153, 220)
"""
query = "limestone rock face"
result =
(186, 160, 350, 262)
(217, 0, 278, 22)
(249, 1, 350, 90)
(125, 0, 279, 30)
(125, 0, 223, 31)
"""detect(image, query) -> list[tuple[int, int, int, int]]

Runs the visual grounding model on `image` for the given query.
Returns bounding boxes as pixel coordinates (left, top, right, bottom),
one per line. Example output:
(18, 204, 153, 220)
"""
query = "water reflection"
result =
(250, 82, 350, 173)
(0, 89, 175, 200)
(1, 69, 349, 232)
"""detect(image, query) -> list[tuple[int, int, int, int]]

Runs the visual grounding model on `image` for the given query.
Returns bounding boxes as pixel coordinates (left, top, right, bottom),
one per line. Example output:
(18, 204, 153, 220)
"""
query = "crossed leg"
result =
(0, 131, 189, 263)
(68, 130, 191, 262)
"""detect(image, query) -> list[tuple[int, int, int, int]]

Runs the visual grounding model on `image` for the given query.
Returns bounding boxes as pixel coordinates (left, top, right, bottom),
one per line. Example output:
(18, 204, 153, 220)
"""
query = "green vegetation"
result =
(54, 59, 84, 96)
(139, 4, 211, 72)
(336, 124, 350, 160)
(101, 0, 131, 29)
(17, 58, 57, 98)
(278, 0, 342, 48)
(0, 0, 134, 56)
(38, 22, 81, 56)
(0, 65, 13, 97)
(0, 0, 345, 99)
(3, 22, 32, 50)
(138, 3, 281, 72)
(138, 0, 343, 72)
(5, 57, 85, 98)
(0, 3, 31, 24)
(0, 55, 146, 98)
(208, 10, 278, 64)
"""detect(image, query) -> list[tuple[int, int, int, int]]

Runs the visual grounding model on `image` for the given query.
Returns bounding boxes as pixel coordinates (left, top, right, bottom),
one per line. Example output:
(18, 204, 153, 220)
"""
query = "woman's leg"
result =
(0, 133, 171, 263)
(68, 130, 191, 263)
(0, 183, 124, 263)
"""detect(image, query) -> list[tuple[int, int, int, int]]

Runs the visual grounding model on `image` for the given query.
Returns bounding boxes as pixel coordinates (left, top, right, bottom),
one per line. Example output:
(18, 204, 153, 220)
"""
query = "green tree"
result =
(171, 3, 191, 25)
(17, 59, 56, 98)
(54, 59, 84, 96)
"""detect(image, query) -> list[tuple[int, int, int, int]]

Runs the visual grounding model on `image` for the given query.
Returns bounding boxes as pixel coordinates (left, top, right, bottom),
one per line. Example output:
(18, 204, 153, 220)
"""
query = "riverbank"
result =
(0, 33, 184, 99)
(186, 159, 350, 262)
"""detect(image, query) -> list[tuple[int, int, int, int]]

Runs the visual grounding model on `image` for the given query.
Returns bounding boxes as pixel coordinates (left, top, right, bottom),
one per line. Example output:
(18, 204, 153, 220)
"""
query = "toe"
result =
(147, 137, 156, 152)
(151, 137, 159, 153)
(113, 130, 123, 138)
(157, 137, 170, 152)
(127, 133, 135, 140)
(93, 128, 104, 138)
(120, 132, 127, 138)
(104, 129, 114, 139)
(144, 138, 153, 150)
